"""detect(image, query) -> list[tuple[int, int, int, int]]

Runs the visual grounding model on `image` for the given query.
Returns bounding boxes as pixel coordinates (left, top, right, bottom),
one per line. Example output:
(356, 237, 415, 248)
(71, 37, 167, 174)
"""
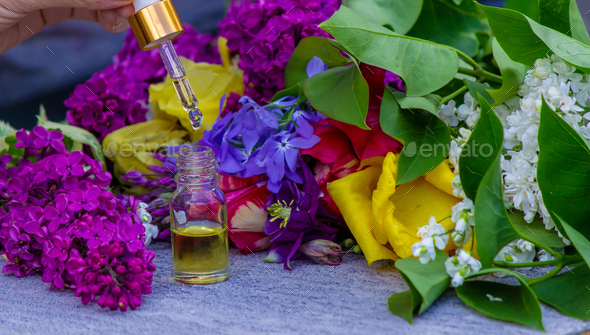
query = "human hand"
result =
(0, 0, 136, 54)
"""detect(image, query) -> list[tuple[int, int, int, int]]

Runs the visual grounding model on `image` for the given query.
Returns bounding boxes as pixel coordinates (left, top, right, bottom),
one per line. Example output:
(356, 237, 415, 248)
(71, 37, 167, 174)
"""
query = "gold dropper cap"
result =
(128, 0, 184, 51)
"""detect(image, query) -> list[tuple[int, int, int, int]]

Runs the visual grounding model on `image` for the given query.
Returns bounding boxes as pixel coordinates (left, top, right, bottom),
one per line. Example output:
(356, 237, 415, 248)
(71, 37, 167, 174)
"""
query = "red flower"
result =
(226, 181, 273, 253)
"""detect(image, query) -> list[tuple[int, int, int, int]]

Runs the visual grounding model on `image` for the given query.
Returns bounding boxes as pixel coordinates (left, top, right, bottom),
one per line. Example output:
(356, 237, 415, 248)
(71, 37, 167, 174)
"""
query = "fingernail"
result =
(113, 18, 128, 30)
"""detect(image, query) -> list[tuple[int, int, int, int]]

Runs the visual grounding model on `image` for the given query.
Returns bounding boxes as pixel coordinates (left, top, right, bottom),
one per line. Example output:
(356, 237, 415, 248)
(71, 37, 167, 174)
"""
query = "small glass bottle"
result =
(170, 146, 229, 284)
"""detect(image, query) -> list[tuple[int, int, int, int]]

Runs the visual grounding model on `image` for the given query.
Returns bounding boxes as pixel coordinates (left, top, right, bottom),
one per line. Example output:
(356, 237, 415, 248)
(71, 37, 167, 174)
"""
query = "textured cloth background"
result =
(1, 243, 589, 335)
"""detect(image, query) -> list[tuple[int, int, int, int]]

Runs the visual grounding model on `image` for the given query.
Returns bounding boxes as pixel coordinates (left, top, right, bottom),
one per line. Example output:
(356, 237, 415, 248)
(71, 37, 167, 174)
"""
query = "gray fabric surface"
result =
(0, 242, 589, 335)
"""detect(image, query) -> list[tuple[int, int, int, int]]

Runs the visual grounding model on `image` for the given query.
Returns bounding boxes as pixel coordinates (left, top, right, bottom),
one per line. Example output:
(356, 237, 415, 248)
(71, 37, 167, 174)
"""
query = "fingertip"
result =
(98, 8, 128, 33)
(117, 4, 135, 19)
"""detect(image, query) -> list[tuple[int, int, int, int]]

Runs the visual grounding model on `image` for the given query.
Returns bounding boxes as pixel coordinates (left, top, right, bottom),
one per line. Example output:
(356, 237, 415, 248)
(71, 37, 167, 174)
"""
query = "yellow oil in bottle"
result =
(171, 220, 229, 284)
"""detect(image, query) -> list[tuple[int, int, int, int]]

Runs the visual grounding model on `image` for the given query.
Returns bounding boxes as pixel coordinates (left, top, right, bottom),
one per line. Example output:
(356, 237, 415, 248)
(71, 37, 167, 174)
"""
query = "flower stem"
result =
(455, 49, 480, 70)
(457, 67, 503, 84)
(437, 215, 452, 223)
(527, 264, 564, 286)
(493, 254, 582, 269)
(493, 259, 558, 268)
(440, 85, 468, 105)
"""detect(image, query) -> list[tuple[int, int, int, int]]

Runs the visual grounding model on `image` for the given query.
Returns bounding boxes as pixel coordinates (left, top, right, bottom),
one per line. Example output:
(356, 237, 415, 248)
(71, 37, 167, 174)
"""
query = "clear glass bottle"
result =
(170, 146, 229, 284)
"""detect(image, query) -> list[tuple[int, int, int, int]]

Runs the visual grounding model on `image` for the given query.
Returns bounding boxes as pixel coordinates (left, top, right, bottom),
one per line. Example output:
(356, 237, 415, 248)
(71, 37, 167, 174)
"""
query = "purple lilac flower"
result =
(219, 0, 341, 102)
(263, 158, 340, 269)
(65, 26, 221, 142)
(0, 128, 155, 311)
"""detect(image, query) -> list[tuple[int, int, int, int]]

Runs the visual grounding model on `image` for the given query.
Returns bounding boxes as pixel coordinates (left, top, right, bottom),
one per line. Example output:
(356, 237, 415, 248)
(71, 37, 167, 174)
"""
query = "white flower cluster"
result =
(438, 93, 482, 128)
(445, 249, 482, 287)
(137, 202, 158, 246)
(494, 239, 536, 264)
(411, 216, 449, 264)
(503, 55, 590, 237)
(451, 198, 474, 246)
(449, 128, 471, 198)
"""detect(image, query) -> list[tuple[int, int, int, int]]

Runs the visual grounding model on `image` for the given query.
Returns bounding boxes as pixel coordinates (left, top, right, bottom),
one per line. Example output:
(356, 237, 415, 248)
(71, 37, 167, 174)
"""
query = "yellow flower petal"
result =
(386, 178, 458, 258)
(330, 153, 462, 265)
(327, 165, 399, 265)
(371, 153, 398, 245)
(424, 160, 461, 198)
(102, 119, 188, 181)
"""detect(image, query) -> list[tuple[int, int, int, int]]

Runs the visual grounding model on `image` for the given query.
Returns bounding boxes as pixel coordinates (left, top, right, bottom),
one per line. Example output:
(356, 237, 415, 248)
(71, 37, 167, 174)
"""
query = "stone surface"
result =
(1, 243, 589, 335)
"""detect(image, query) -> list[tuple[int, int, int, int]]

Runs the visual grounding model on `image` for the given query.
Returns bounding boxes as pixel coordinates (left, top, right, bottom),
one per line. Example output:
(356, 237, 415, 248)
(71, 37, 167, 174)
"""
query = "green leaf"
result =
(487, 39, 529, 105)
(539, 0, 572, 37)
(479, 5, 548, 67)
(344, 0, 423, 35)
(380, 88, 450, 185)
(37, 105, 48, 125)
(538, 0, 590, 46)
(270, 83, 303, 103)
(481, 4, 590, 72)
(505, 0, 539, 21)
(456, 280, 544, 331)
(527, 16, 590, 72)
(569, 0, 590, 46)
(532, 264, 590, 320)
(474, 154, 517, 268)
(459, 94, 504, 200)
(38, 118, 106, 169)
(0, 120, 16, 154)
(319, 6, 460, 96)
(0, 136, 25, 167)
(304, 65, 369, 129)
(464, 79, 494, 105)
(537, 99, 590, 238)
(557, 216, 590, 270)
(487, 68, 522, 106)
(395, 249, 450, 314)
(393, 91, 442, 115)
(284, 36, 349, 88)
(508, 212, 567, 248)
(407, 0, 488, 57)
(387, 289, 421, 324)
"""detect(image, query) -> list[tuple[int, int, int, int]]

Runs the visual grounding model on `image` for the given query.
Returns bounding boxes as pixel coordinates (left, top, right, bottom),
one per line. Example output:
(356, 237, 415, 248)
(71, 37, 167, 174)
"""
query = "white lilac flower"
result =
(448, 127, 471, 173)
(537, 249, 556, 262)
(438, 100, 459, 127)
(533, 58, 552, 78)
(412, 236, 437, 264)
(417, 216, 447, 238)
(516, 239, 535, 253)
(494, 240, 536, 265)
(137, 202, 158, 246)
(445, 249, 482, 287)
(137, 203, 153, 225)
(412, 217, 450, 264)
(451, 198, 475, 246)
(451, 175, 465, 198)
(144, 223, 159, 246)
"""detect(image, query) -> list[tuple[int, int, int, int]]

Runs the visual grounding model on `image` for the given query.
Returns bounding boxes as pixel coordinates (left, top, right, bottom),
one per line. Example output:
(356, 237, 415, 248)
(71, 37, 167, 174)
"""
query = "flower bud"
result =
(298, 239, 342, 266)
(340, 238, 355, 249)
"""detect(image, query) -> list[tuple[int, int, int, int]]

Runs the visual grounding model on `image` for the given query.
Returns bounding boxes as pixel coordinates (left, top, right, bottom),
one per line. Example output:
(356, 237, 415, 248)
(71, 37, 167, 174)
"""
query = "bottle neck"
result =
(175, 146, 218, 188)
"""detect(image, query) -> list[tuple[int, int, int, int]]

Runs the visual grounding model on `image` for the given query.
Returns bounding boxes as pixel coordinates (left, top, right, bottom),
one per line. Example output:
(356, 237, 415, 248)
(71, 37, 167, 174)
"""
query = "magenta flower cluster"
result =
(0, 127, 155, 311)
(219, 0, 341, 102)
(65, 26, 221, 142)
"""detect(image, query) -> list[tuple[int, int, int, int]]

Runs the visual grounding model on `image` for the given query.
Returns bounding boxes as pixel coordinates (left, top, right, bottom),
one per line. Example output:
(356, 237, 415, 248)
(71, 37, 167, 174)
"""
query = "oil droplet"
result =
(187, 106, 203, 130)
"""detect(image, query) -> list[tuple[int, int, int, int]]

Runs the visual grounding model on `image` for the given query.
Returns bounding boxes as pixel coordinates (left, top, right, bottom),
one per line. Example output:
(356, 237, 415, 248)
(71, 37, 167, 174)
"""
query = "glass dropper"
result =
(128, 0, 203, 130)
(157, 41, 203, 130)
